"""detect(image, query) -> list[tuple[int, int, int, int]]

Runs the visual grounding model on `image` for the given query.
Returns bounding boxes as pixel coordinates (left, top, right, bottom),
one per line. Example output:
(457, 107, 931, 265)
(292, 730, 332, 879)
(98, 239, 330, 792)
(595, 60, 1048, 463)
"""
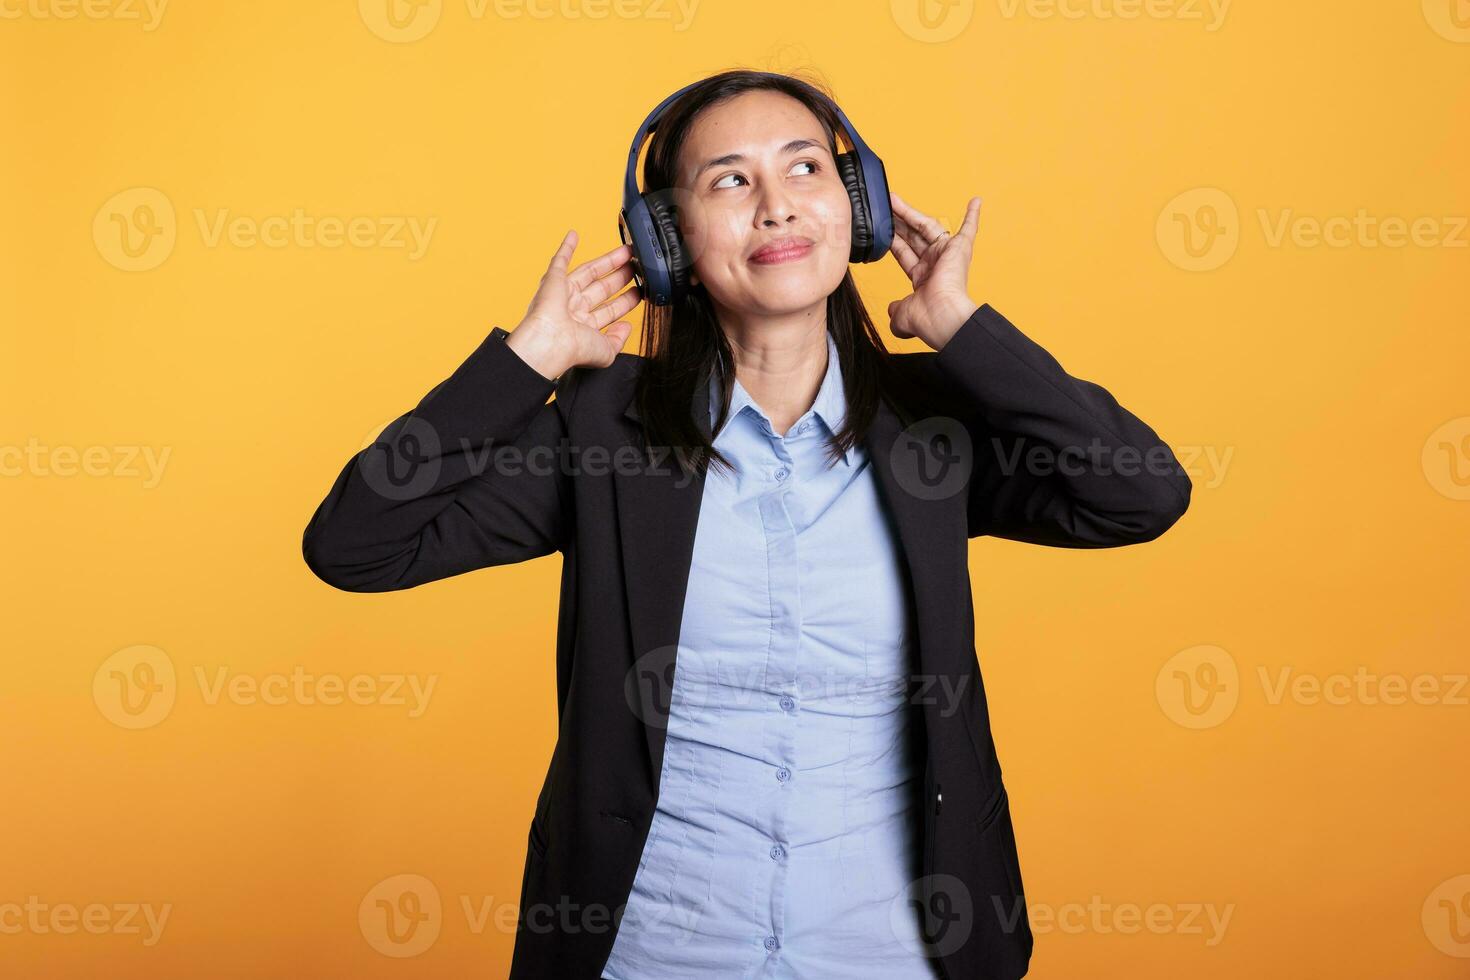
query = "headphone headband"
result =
(618, 71, 892, 305)
(620, 72, 875, 204)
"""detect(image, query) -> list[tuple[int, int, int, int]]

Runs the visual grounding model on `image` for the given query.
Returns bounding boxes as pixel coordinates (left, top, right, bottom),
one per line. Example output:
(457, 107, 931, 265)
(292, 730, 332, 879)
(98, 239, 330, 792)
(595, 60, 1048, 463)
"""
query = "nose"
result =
(753, 180, 799, 229)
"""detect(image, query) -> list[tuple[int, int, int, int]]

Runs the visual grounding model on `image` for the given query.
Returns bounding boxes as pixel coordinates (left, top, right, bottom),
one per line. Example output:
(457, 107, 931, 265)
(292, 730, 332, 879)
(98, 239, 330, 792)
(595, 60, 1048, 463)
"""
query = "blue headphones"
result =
(617, 72, 894, 306)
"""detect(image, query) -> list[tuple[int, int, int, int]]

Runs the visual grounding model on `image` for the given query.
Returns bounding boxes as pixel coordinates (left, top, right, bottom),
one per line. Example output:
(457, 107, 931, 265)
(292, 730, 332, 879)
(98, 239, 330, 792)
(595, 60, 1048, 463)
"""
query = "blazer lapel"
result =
(613, 362, 967, 790)
(615, 373, 715, 787)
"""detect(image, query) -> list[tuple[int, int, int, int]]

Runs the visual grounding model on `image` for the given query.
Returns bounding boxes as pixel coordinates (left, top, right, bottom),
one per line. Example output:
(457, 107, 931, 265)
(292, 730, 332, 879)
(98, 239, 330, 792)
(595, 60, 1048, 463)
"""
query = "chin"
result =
(757, 281, 829, 309)
(747, 267, 846, 314)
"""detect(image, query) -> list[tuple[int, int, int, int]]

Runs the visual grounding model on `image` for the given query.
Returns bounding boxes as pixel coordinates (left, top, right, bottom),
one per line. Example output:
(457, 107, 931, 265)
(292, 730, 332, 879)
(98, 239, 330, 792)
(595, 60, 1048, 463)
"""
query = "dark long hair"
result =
(628, 68, 939, 478)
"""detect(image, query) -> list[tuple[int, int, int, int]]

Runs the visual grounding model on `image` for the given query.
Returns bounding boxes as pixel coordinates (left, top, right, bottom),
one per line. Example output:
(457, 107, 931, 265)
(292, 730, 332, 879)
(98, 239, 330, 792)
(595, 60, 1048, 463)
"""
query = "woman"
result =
(303, 69, 1191, 980)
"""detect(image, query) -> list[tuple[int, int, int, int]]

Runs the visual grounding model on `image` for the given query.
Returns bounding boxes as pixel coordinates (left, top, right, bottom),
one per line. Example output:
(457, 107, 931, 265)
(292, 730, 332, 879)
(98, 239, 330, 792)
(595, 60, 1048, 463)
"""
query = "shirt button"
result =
(769, 844, 785, 860)
(779, 695, 795, 712)
(774, 467, 789, 481)
(775, 766, 791, 782)
(764, 935, 780, 952)
(798, 421, 810, 433)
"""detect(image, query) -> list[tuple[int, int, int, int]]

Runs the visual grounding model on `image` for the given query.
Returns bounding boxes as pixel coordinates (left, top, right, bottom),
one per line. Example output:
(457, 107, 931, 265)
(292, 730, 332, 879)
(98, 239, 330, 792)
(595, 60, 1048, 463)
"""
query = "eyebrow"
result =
(691, 138, 828, 181)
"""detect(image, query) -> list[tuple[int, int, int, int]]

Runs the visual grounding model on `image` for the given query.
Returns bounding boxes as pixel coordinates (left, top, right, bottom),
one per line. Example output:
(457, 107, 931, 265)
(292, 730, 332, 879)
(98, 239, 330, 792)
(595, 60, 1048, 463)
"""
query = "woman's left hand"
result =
(886, 192, 982, 350)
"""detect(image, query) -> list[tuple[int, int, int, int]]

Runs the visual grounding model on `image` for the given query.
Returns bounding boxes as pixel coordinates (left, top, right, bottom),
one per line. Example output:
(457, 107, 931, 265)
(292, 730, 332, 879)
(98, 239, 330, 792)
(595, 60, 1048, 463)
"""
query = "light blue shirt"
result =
(601, 330, 942, 979)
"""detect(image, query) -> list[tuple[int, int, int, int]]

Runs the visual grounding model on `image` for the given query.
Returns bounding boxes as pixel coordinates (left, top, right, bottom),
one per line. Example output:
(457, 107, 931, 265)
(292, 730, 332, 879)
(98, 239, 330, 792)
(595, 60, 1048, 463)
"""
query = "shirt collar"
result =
(708, 329, 855, 467)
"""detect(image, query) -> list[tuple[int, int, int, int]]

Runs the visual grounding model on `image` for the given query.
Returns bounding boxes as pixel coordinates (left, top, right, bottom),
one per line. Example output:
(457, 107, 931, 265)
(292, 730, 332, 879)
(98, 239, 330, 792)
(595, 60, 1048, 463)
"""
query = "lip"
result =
(749, 236, 815, 265)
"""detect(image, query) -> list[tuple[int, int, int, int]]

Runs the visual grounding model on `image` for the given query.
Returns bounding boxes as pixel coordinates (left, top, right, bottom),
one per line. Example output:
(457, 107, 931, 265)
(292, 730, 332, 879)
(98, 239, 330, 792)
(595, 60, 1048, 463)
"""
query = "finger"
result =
(892, 215, 932, 255)
(547, 229, 578, 276)
(592, 284, 642, 329)
(579, 261, 635, 309)
(889, 192, 946, 243)
(569, 242, 633, 290)
(891, 206, 926, 246)
(599, 321, 634, 365)
(957, 197, 982, 243)
(887, 300, 913, 339)
(892, 221, 937, 279)
(889, 228, 921, 278)
(891, 210, 923, 245)
(894, 211, 946, 265)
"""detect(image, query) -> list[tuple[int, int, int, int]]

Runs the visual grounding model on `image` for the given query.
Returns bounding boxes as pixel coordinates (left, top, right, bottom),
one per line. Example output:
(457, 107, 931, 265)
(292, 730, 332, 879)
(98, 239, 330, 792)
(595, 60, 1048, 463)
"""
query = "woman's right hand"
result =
(506, 230, 642, 381)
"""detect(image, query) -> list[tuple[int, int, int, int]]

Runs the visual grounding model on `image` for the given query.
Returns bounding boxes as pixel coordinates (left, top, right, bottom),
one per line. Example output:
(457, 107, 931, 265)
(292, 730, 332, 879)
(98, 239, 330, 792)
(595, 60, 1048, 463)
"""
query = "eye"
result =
(712, 172, 747, 190)
(791, 160, 820, 176)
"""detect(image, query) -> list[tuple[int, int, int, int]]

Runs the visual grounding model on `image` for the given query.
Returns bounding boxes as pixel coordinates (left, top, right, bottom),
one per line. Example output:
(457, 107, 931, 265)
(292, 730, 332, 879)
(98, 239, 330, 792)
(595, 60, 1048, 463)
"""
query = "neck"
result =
(711, 300, 830, 438)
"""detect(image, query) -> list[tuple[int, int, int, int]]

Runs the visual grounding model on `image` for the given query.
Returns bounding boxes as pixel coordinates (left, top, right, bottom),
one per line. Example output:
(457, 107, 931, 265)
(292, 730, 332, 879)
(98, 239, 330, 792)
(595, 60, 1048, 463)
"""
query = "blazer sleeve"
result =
(301, 328, 576, 592)
(932, 303, 1192, 548)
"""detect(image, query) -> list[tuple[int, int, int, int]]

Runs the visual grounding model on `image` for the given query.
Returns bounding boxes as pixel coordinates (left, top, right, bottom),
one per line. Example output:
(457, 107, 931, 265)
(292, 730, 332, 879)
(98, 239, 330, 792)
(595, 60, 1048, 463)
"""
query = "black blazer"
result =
(302, 303, 1191, 980)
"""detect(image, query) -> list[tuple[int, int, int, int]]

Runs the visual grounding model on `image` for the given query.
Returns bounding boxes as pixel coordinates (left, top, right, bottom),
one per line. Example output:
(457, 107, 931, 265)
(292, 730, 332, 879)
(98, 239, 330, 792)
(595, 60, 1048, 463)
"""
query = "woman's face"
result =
(672, 89, 852, 318)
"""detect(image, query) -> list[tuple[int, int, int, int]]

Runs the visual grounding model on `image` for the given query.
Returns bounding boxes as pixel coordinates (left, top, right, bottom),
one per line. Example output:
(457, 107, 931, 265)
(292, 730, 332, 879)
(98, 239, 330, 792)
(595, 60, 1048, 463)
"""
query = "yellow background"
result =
(4, 0, 1469, 976)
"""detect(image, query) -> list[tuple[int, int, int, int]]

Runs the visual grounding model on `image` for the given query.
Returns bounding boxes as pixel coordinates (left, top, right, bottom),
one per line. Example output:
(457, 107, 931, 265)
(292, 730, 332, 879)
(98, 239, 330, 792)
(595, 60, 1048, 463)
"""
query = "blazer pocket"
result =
(528, 814, 549, 862)
(971, 782, 1008, 834)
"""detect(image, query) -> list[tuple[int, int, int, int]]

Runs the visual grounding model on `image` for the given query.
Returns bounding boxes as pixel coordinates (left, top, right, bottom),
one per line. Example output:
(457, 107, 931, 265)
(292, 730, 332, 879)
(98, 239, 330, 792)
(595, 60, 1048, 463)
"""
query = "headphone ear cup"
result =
(647, 195, 692, 302)
(836, 150, 873, 263)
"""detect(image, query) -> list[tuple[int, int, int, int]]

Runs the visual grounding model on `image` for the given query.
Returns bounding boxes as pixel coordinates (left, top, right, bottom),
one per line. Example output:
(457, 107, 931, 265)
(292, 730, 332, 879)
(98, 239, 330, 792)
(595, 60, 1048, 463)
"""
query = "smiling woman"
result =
(301, 67, 1192, 980)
